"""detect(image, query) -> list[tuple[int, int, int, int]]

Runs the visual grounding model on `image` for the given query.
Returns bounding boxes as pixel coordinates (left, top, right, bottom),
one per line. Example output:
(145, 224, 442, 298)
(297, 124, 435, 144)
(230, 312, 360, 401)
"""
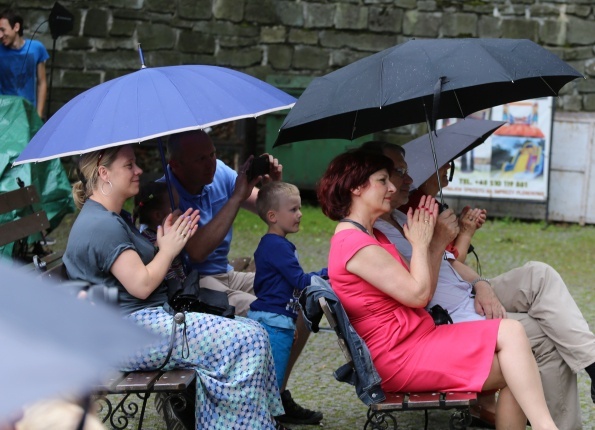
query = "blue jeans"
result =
(257, 322, 294, 389)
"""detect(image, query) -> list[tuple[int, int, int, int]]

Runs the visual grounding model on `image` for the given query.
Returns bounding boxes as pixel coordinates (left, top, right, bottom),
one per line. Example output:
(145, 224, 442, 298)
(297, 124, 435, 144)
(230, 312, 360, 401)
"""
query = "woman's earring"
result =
(100, 180, 113, 196)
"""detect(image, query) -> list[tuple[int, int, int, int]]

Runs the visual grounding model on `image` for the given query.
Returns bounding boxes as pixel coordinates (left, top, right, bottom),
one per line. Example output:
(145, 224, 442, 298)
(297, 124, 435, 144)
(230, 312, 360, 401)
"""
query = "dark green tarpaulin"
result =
(0, 95, 74, 259)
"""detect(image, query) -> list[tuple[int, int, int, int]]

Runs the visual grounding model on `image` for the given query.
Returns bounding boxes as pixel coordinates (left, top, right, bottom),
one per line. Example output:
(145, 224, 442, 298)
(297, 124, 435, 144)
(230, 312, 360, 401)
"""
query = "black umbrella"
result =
(274, 38, 582, 146)
(403, 119, 505, 189)
(0, 262, 159, 421)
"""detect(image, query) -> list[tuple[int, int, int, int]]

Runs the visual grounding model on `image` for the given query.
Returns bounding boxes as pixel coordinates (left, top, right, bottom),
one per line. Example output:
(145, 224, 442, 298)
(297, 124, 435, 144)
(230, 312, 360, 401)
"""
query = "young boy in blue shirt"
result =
(248, 182, 327, 391)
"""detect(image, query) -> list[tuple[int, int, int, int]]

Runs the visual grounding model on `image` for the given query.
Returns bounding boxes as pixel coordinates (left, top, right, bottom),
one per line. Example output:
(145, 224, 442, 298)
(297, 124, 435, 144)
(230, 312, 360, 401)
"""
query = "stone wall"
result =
(3, 0, 594, 133)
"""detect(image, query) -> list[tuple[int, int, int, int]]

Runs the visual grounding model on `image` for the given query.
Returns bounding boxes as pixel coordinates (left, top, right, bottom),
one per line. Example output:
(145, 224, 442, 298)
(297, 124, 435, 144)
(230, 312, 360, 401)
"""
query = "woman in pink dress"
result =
(317, 149, 557, 430)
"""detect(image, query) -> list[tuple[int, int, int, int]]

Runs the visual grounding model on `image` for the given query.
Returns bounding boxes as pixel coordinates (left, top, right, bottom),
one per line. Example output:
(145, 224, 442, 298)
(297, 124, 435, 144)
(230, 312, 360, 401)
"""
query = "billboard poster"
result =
(442, 97, 553, 201)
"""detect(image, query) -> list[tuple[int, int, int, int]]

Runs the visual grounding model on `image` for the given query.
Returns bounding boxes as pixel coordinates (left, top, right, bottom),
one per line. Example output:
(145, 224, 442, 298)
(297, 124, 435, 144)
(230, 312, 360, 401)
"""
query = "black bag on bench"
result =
(166, 270, 235, 318)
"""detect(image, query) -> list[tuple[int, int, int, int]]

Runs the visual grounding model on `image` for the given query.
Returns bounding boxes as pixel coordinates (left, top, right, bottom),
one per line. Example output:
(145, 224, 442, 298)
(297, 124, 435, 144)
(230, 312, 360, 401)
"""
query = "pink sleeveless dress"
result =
(329, 229, 500, 393)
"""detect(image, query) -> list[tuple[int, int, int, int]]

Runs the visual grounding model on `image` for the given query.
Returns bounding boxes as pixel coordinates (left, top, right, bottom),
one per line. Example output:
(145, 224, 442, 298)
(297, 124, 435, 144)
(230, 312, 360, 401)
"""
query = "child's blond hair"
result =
(256, 182, 300, 223)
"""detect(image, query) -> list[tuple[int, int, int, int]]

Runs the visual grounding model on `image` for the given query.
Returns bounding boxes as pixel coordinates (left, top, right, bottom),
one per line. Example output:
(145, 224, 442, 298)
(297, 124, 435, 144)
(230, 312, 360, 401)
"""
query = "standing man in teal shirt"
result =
(0, 9, 49, 119)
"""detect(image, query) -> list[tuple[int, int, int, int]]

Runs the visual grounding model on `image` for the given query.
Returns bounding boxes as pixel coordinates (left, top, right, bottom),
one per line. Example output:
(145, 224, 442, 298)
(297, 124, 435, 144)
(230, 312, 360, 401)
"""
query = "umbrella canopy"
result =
(14, 65, 296, 165)
(403, 119, 505, 189)
(0, 262, 159, 421)
(275, 38, 582, 146)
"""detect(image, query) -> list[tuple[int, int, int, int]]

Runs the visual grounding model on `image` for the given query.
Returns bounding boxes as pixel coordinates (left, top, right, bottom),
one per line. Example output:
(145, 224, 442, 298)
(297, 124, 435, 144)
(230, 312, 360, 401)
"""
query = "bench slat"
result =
(114, 371, 161, 392)
(443, 392, 477, 406)
(0, 186, 40, 214)
(0, 211, 50, 246)
(95, 372, 127, 392)
(370, 393, 405, 411)
(154, 369, 196, 391)
(406, 392, 442, 408)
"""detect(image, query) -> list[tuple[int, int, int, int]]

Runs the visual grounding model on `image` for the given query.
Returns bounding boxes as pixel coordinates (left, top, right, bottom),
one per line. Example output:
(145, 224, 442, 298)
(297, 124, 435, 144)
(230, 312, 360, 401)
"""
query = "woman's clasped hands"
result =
(157, 208, 200, 257)
(403, 195, 438, 247)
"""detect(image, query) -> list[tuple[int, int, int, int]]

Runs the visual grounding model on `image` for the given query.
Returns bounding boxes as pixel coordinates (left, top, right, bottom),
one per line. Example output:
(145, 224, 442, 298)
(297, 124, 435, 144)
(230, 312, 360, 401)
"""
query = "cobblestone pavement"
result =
(99, 321, 595, 429)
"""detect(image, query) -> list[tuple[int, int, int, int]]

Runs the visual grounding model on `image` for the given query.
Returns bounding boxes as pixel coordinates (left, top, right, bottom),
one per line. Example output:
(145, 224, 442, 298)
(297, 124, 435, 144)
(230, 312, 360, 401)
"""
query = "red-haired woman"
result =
(317, 149, 557, 430)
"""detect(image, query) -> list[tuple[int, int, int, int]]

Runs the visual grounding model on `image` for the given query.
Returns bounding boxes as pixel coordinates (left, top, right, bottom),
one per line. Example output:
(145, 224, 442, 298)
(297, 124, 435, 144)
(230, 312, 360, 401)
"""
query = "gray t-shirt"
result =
(64, 199, 168, 315)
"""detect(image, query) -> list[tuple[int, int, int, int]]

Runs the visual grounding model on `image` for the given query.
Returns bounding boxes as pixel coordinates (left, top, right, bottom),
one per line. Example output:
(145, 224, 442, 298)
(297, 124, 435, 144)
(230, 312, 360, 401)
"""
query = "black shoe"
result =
(276, 389, 323, 425)
(275, 418, 292, 430)
(154, 392, 191, 430)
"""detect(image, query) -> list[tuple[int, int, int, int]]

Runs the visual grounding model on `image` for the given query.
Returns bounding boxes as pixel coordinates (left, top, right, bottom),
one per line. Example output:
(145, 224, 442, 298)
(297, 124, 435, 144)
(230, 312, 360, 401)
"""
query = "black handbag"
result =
(428, 304, 453, 326)
(166, 270, 235, 318)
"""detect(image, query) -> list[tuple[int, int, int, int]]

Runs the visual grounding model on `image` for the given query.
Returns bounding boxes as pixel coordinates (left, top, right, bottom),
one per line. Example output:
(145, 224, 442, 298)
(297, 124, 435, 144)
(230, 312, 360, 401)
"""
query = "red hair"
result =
(317, 149, 393, 221)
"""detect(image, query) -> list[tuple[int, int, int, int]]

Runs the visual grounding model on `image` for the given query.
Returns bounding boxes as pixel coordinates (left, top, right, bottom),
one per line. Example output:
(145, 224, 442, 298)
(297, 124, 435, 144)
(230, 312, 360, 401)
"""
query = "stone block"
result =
(85, 51, 140, 71)
(178, 0, 213, 20)
(567, 16, 595, 45)
(292, 46, 329, 70)
(417, 1, 437, 11)
(61, 71, 102, 89)
(442, 13, 477, 37)
(501, 18, 538, 41)
(267, 45, 293, 70)
(113, 9, 145, 20)
(320, 30, 397, 52)
(394, 0, 417, 9)
(539, 20, 566, 46)
(577, 78, 595, 93)
(216, 47, 263, 67)
(261, 26, 286, 43)
(369, 7, 403, 33)
(137, 23, 175, 50)
(219, 35, 260, 48)
(194, 20, 260, 38)
(145, 0, 176, 13)
(144, 50, 184, 67)
(559, 46, 593, 61)
(403, 11, 441, 37)
(586, 59, 595, 77)
(95, 38, 136, 51)
(288, 29, 318, 45)
(53, 52, 85, 70)
(213, 0, 245, 22)
(177, 30, 216, 54)
(478, 16, 502, 38)
(364, 0, 394, 3)
(330, 49, 370, 67)
(110, 19, 136, 37)
(242, 65, 274, 81)
(83, 9, 109, 38)
(245, 0, 279, 24)
(565, 4, 591, 17)
(583, 94, 595, 111)
(109, 0, 143, 8)
(335, 3, 368, 30)
(304, 3, 335, 29)
(71, 9, 83, 36)
(63, 37, 93, 51)
(529, 4, 559, 17)
(560, 94, 582, 111)
(276, 1, 304, 27)
(462, 4, 496, 14)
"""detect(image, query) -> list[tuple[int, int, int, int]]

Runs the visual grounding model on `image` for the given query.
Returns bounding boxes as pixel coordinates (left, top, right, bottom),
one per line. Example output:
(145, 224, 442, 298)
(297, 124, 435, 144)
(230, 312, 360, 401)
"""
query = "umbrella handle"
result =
(157, 138, 176, 211)
(422, 102, 445, 206)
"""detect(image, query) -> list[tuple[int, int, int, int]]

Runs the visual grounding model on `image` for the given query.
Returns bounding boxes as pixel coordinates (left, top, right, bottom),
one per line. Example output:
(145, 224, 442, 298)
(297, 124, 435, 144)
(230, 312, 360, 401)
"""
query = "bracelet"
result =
(471, 277, 491, 287)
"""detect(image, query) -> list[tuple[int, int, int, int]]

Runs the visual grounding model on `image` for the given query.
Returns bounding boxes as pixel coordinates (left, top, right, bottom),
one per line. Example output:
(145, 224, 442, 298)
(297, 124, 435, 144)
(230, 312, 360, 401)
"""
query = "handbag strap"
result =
(340, 218, 370, 235)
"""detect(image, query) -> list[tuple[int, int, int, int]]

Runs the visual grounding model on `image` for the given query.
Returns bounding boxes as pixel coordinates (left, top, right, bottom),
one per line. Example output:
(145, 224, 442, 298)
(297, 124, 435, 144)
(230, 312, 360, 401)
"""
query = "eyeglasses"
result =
(392, 167, 409, 178)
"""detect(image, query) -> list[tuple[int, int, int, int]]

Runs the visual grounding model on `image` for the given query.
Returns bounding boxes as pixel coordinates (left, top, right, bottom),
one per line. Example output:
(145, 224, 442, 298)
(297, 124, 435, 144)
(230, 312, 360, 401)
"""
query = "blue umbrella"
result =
(14, 65, 296, 165)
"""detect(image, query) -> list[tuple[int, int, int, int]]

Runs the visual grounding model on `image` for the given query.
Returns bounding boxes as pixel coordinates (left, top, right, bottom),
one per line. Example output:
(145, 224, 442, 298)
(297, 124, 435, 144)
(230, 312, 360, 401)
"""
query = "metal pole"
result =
(423, 100, 445, 205)
(157, 137, 176, 211)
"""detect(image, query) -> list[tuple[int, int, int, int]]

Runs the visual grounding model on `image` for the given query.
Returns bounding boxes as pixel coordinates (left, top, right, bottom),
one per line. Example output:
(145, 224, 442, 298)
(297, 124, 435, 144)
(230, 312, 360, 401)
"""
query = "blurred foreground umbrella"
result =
(403, 119, 506, 189)
(0, 262, 159, 421)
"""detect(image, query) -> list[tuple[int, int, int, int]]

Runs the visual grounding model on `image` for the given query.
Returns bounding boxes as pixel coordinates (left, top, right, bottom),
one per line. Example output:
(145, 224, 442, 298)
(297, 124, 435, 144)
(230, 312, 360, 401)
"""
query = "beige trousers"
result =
(491, 261, 595, 430)
(200, 271, 256, 317)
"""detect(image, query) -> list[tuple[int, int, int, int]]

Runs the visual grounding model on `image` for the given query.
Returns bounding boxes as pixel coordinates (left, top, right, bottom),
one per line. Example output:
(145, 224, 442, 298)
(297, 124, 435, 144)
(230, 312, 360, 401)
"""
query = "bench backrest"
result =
(319, 296, 354, 366)
(0, 186, 50, 247)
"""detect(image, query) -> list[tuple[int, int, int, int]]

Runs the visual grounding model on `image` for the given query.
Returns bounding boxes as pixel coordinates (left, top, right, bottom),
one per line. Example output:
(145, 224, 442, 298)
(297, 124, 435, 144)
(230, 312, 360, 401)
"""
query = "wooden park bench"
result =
(318, 297, 477, 430)
(0, 185, 62, 269)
